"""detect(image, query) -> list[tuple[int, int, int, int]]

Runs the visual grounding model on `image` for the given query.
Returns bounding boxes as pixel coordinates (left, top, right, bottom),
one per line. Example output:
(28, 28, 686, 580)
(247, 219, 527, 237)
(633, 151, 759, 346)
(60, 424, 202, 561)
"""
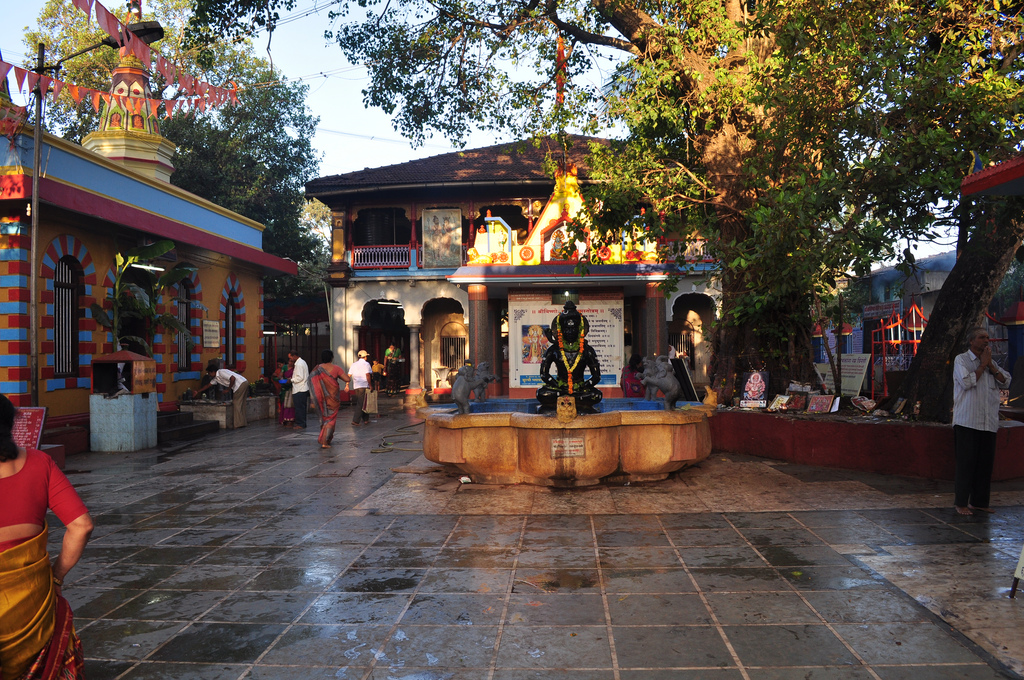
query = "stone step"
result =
(157, 411, 196, 429)
(157, 419, 220, 444)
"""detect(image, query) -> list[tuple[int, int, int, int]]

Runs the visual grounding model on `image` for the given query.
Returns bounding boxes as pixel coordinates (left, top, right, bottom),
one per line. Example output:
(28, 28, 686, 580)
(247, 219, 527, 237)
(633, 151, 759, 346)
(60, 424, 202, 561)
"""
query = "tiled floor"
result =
(50, 405, 1024, 679)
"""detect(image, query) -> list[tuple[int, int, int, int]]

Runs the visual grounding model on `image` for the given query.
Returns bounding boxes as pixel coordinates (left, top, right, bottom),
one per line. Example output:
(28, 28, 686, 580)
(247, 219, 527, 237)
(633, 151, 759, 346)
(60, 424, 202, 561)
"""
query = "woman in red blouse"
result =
(0, 394, 93, 680)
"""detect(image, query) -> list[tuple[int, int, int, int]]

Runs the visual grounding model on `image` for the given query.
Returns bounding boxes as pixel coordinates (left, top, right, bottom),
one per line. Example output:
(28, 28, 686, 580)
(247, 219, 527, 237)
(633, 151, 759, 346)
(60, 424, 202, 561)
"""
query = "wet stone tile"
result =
(595, 530, 671, 547)
(688, 567, 787, 593)
(349, 546, 442, 568)
(379, 624, 500, 670)
(232, 528, 313, 547)
(833, 622, 986, 665)
(129, 546, 216, 565)
(259, 624, 392, 667)
(602, 568, 695, 594)
(592, 515, 663, 532)
(331, 567, 428, 593)
(244, 565, 340, 592)
(494, 625, 612, 669)
(757, 545, 854, 567)
(78, 619, 187, 660)
(871, 664, 1013, 679)
(737, 527, 827, 547)
(520, 529, 596, 547)
(64, 587, 143, 619)
(677, 546, 765, 568)
(745, 666, 878, 679)
(724, 512, 803, 529)
(781, 565, 887, 591)
(612, 625, 733, 669)
(81, 659, 136, 680)
(802, 589, 930, 624)
(197, 546, 290, 566)
(201, 590, 318, 624)
(106, 589, 230, 621)
(154, 565, 261, 591)
(118, 661, 248, 679)
(608, 592, 713, 626)
(599, 547, 682, 569)
(155, 528, 244, 547)
(723, 624, 858, 666)
(504, 593, 605, 625)
(78, 546, 146, 565)
(75, 564, 181, 590)
(300, 592, 412, 625)
(516, 546, 598, 569)
(271, 544, 364, 568)
(511, 568, 599, 594)
(401, 593, 506, 625)
(437, 547, 519, 568)
(658, 513, 734, 530)
(706, 591, 820, 625)
(147, 622, 287, 663)
(667, 528, 750, 547)
(884, 525, 982, 545)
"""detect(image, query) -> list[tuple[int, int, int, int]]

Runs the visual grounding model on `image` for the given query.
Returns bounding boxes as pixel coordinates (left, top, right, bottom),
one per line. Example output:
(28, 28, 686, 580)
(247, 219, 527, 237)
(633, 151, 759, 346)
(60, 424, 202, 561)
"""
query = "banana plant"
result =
(90, 240, 204, 356)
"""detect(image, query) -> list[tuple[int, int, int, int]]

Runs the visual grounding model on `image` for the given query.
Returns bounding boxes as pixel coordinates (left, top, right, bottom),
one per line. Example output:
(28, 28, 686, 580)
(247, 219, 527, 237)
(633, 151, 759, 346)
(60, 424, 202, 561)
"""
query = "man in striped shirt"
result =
(952, 327, 1010, 516)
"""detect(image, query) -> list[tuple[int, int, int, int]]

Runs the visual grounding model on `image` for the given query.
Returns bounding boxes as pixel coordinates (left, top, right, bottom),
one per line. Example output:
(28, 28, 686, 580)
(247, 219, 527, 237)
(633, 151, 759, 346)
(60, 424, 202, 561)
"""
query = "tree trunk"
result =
(898, 206, 1024, 422)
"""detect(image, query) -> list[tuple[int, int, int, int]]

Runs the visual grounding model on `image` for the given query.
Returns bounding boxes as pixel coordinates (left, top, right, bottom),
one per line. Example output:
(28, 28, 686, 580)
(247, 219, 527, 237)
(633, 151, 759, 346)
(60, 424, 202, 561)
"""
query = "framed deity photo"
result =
(422, 209, 462, 268)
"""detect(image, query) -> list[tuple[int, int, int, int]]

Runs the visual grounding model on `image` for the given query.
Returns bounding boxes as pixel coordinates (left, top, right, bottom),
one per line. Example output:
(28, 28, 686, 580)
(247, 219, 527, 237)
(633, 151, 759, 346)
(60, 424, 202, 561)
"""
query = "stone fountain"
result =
(420, 302, 713, 486)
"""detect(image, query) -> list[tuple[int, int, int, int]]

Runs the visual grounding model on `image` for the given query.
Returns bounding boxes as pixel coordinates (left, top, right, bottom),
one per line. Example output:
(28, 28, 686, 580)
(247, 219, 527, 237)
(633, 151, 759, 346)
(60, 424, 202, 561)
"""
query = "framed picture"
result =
(807, 395, 835, 413)
(784, 394, 807, 411)
(740, 371, 768, 408)
(767, 395, 790, 412)
(422, 208, 463, 268)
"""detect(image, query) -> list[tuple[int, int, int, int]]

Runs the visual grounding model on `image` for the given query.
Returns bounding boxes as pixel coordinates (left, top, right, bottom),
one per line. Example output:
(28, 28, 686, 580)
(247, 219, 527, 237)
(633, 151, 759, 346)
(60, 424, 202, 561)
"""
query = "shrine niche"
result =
(422, 208, 462, 268)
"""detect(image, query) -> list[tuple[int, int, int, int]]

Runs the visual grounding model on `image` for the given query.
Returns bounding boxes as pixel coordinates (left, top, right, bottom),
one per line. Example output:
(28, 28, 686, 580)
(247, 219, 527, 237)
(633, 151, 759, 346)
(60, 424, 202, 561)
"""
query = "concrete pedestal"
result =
(89, 393, 158, 452)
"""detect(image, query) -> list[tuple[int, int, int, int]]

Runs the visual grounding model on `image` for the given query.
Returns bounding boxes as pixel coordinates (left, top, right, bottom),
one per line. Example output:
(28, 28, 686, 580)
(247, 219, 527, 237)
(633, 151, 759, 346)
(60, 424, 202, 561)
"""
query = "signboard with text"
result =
(814, 354, 872, 396)
(203, 320, 220, 349)
(509, 290, 623, 389)
(12, 407, 47, 449)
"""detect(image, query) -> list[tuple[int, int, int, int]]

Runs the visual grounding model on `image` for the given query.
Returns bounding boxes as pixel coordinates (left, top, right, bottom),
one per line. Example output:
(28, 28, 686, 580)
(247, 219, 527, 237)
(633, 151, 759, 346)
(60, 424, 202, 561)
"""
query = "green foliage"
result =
(262, 199, 332, 299)
(189, 0, 1024, 384)
(90, 240, 203, 356)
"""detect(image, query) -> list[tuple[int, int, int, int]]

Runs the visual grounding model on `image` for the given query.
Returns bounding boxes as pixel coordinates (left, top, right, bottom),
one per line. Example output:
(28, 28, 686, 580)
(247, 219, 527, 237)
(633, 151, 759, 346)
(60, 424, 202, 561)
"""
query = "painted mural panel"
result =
(509, 290, 623, 389)
(422, 209, 462, 268)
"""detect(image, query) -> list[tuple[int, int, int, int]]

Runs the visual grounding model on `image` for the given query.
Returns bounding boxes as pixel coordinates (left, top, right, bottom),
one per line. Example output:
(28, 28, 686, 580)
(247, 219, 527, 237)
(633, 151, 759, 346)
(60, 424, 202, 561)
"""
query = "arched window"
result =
(53, 256, 79, 376)
(176, 282, 193, 371)
(439, 322, 468, 370)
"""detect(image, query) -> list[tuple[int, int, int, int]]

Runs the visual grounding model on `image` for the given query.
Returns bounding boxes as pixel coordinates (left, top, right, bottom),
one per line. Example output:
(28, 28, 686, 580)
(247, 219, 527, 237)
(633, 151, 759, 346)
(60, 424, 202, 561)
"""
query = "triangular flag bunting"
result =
(0, 62, 12, 84)
(163, 98, 176, 118)
(13, 67, 27, 92)
(72, 0, 93, 20)
(67, 84, 82, 104)
(24, 72, 39, 94)
(50, 79, 64, 100)
(92, 91, 102, 113)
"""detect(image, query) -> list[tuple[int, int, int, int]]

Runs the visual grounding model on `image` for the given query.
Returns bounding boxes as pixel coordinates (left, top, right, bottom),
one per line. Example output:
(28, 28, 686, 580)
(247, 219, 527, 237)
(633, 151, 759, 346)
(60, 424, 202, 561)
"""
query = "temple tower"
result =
(82, 52, 175, 182)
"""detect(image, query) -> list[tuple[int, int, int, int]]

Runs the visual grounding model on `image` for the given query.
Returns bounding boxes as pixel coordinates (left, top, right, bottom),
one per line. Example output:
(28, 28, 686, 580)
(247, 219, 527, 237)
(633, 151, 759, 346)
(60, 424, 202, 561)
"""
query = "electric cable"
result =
(370, 419, 425, 454)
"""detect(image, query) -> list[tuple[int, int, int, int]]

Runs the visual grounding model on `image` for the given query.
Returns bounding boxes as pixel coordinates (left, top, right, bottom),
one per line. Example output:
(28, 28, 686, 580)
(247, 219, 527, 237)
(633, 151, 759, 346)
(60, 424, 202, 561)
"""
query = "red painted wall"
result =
(709, 411, 1024, 481)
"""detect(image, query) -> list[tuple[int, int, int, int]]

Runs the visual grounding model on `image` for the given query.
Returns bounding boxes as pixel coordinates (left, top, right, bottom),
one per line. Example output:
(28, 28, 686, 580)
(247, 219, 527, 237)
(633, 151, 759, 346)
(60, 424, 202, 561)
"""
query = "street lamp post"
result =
(27, 21, 163, 406)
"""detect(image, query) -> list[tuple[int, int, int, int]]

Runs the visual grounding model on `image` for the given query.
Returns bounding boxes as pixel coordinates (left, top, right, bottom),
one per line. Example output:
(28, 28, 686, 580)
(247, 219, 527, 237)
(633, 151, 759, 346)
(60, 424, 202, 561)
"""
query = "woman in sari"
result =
(309, 350, 351, 448)
(0, 394, 93, 680)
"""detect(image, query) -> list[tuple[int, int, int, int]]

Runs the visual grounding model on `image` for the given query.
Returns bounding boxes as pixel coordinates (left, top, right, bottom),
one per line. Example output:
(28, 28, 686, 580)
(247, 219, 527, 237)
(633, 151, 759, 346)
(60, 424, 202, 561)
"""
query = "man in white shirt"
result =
(952, 327, 1010, 515)
(348, 350, 372, 425)
(202, 363, 249, 428)
(288, 350, 310, 430)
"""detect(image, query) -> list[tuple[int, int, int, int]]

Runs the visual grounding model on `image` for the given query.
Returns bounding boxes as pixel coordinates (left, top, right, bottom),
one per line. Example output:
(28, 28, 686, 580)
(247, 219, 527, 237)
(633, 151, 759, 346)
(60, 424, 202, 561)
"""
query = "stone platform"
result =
(179, 395, 277, 429)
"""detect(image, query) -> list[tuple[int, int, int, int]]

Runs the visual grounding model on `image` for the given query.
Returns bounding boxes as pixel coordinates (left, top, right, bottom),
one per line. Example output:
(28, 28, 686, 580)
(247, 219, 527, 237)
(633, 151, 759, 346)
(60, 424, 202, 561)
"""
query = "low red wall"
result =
(710, 411, 1024, 481)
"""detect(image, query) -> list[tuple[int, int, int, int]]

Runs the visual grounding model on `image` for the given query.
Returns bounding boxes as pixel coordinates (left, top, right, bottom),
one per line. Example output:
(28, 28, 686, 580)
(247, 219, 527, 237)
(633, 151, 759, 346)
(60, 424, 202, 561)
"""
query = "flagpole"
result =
(29, 42, 43, 407)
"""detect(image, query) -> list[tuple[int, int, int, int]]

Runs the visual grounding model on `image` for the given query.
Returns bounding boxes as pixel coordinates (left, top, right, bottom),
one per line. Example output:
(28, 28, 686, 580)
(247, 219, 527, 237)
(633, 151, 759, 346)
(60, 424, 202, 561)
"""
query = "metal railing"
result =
(351, 245, 412, 269)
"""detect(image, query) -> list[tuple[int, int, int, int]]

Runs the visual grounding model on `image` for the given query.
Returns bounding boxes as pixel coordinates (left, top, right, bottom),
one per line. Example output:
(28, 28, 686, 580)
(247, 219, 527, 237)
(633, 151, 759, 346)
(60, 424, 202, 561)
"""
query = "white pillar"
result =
(408, 324, 421, 390)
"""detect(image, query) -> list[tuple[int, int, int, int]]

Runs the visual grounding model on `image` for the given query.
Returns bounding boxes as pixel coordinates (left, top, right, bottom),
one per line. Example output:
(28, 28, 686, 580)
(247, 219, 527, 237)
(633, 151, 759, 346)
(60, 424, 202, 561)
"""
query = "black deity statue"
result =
(536, 301, 603, 413)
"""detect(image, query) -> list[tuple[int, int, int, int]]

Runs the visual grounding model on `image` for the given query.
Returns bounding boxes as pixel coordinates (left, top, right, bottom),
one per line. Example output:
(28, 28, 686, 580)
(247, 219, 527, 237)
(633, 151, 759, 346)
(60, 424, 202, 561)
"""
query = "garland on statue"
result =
(555, 315, 584, 394)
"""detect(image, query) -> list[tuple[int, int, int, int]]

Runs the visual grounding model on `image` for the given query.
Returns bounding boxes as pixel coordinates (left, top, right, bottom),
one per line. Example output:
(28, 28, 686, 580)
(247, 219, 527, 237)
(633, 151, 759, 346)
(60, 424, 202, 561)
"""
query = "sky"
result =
(0, 0, 506, 178)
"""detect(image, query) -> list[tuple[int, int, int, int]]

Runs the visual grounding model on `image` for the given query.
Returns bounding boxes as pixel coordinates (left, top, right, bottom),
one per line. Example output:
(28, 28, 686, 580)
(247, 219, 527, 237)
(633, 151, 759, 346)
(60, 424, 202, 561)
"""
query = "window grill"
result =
(440, 335, 467, 369)
(227, 294, 237, 367)
(54, 257, 78, 377)
(177, 284, 191, 371)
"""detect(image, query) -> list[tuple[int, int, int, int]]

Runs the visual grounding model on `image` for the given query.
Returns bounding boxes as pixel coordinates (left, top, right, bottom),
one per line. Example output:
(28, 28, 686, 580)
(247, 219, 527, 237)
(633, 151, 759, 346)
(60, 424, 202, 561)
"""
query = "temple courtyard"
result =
(55, 400, 1024, 679)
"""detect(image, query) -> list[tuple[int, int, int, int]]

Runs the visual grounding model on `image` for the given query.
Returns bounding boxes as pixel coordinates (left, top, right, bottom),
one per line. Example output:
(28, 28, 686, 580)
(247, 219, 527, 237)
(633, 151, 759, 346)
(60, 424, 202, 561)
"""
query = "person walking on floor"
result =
(953, 326, 1010, 516)
(289, 350, 310, 430)
(310, 350, 351, 448)
(201, 363, 249, 428)
(349, 350, 372, 425)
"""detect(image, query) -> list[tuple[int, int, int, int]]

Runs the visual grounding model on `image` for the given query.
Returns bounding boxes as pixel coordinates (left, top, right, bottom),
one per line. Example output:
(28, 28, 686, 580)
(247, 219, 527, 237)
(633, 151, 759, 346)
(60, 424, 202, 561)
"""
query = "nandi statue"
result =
(641, 355, 682, 411)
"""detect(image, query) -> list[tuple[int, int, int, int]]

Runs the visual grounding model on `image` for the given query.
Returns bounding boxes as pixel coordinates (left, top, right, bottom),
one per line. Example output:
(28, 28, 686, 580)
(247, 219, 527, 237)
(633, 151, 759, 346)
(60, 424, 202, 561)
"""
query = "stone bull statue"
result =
(452, 363, 497, 415)
(641, 355, 682, 411)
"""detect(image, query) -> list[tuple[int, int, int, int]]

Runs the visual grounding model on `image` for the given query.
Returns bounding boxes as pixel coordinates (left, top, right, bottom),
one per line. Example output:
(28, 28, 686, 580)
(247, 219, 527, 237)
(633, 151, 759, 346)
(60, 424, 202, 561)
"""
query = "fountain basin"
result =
(419, 400, 714, 486)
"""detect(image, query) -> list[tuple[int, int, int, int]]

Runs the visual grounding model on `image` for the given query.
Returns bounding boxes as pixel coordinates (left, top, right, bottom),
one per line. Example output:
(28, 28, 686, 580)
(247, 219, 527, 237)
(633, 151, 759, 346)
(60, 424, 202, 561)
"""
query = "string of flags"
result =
(1, 0, 239, 129)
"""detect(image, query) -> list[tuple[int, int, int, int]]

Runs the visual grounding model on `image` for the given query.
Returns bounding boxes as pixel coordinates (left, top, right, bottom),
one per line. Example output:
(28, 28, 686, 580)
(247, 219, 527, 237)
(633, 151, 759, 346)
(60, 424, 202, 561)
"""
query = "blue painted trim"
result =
(0, 381, 27, 393)
(0, 328, 27, 341)
(0, 355, 28, 367)
(0, 302, 28, 315)
(0, 275, 27, 288)
(0, 249, 28, 262)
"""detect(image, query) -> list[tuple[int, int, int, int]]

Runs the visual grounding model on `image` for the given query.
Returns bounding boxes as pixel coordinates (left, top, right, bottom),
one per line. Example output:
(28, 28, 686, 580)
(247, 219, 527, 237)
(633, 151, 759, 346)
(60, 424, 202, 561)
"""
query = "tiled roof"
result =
(306, 135, 609, 195)
(961, 154, 1024, 196)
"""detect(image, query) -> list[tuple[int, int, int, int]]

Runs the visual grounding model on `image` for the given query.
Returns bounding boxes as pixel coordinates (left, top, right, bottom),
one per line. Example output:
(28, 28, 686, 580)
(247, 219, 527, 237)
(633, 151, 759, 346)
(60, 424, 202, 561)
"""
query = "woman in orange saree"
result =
(309, 350, 351, 449)
(0, 394, 93, 680)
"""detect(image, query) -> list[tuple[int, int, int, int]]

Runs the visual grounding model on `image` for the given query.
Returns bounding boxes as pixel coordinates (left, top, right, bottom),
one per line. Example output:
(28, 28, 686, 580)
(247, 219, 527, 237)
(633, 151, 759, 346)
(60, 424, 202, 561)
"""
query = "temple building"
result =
(306, 136, 718, 398)
(0, 49, 295, 434)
